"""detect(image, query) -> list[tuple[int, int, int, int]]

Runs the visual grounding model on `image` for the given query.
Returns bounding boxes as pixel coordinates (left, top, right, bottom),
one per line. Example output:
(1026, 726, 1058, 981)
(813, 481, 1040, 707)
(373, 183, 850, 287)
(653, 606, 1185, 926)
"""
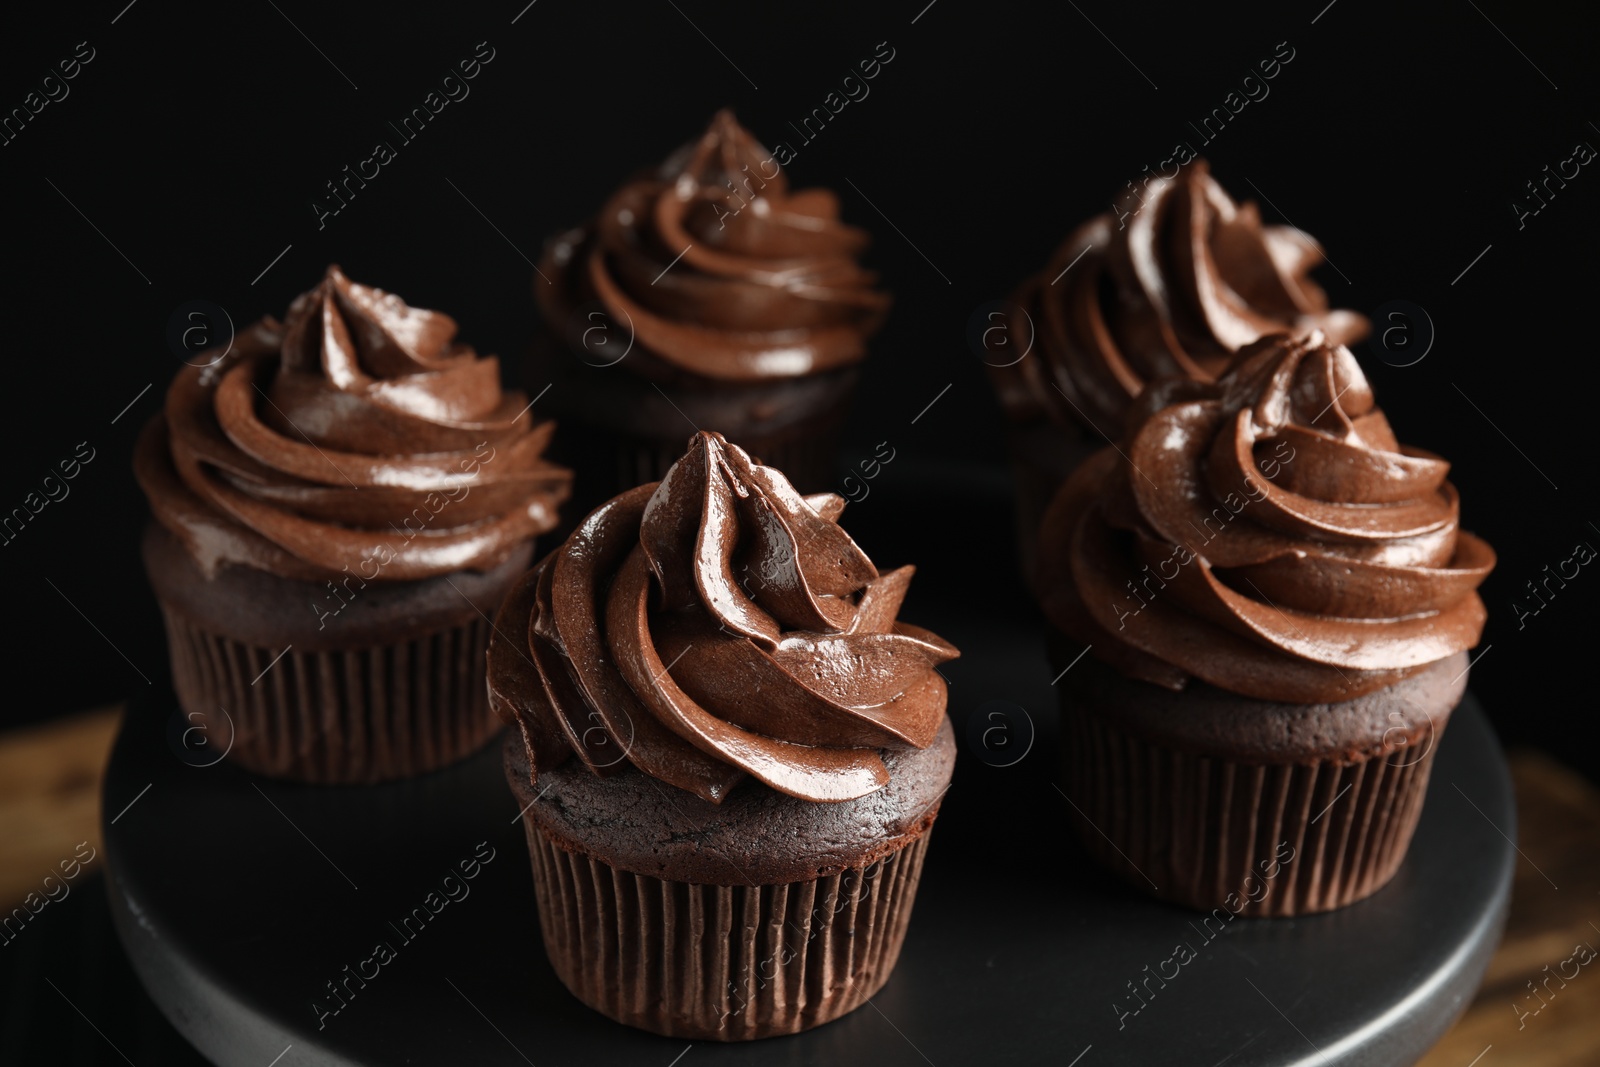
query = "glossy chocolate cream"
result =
(1038, 332, 1494, 703)
(990, 160, 1368, 436)
(489, 431, 957, 803)
(136, 266, 570, 581)
(536, 109, 889, 383)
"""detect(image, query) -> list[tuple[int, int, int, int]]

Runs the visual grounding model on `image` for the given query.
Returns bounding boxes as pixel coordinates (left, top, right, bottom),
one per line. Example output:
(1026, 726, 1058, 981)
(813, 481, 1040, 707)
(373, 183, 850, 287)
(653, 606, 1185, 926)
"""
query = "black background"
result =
(1, 0, 1595, 779)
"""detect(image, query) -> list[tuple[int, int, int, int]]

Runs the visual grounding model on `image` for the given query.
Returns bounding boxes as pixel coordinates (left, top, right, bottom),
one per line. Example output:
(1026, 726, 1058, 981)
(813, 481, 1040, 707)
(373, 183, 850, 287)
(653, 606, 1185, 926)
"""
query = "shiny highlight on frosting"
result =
(991, 160, 1368, 436)
(1038, 332, 1494, 703)
(136, 266, 570, 580)
(488, 431, 957, 803)
(536, 109, 889, 383)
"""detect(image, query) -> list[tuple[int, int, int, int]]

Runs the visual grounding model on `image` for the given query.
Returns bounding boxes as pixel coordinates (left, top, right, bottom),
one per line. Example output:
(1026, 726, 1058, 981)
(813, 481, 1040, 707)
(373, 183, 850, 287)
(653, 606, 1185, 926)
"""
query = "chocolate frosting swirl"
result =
(488, 431, 957, 803)
(990, 160, 1368, 436)
(1038, 332, 1494, 703)
(136, 266, 571, 581)
(536, 109, 890, 383)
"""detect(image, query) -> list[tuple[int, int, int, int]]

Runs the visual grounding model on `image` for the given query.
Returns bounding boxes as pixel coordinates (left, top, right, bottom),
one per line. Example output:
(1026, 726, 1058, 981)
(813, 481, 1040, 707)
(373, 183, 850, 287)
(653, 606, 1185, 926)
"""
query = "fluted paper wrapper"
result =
(159, 605, 500, 784)
(523, 822, 932, 1040)
(1063, 706, 1442, 916)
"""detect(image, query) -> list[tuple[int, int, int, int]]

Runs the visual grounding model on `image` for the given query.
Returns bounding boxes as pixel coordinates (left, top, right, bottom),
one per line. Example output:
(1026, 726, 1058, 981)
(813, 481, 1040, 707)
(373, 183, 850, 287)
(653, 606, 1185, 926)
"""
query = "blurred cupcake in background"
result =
(135, 266, 571, 783)
(531, 109, 889, 506)
(986, 160, 1367, 578)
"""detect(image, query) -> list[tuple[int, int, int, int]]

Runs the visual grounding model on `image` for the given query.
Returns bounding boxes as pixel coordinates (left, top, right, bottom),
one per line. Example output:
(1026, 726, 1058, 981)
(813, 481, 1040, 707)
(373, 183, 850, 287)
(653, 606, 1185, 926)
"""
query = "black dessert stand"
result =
(104, 688, 1513, 1067)
(102, 466, 1515, 1066)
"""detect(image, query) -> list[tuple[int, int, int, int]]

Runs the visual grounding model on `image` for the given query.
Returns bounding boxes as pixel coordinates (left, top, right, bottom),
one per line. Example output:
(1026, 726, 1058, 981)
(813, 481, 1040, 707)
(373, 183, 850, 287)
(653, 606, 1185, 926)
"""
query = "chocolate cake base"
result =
(1057, 649, 1469, 916)
(503, 719, 955, 1039)
(530, 336, 857, 511)
(143, 521, 533, 784)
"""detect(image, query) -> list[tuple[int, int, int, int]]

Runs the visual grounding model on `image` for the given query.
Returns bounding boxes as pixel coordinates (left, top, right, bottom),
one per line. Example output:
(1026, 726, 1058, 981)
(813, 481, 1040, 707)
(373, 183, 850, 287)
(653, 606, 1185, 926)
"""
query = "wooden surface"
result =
(0, 706, 120, 909)
(2, 713, 1597, 1064)
(1415, 750, 1600, 1067)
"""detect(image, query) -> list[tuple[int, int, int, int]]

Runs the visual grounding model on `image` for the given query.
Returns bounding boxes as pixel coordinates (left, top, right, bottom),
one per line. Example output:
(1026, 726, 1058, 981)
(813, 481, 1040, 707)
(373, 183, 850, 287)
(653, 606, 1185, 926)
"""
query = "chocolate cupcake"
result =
(489, 431, 956, 1039)
(987, 160, 1367, 578)
(1038, 332, 1494, 915)
(531, 109, 889, 504)
(135, 266, 571, 784)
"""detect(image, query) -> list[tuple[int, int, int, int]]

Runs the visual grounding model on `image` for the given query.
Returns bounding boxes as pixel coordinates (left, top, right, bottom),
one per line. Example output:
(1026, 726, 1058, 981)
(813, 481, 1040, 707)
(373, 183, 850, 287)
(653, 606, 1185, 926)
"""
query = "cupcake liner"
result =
(160, 604, 500, 784)
(523, 822, 932, 1040)
(1062, 701, 1443, 916)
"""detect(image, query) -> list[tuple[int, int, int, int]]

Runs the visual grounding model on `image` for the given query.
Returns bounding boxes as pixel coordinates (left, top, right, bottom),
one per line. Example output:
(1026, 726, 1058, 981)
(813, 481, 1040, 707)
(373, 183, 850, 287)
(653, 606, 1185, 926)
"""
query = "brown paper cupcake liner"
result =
(1062, 706, 1441, 916)
(160, 605, 500, 784)
(523, 824, 932, 1040)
